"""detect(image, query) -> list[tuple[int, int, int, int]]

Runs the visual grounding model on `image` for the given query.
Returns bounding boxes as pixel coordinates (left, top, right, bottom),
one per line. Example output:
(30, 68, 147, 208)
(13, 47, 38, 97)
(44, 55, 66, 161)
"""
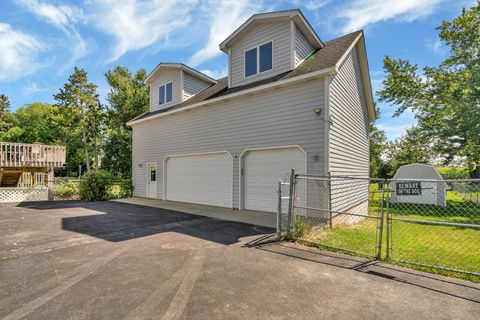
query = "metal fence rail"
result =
(278, 171, 480, 278)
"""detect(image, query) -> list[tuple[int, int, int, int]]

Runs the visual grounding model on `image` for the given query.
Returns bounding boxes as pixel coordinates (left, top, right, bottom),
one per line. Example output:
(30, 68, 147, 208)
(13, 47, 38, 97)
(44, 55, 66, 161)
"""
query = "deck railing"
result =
(0, 142, 66, 168)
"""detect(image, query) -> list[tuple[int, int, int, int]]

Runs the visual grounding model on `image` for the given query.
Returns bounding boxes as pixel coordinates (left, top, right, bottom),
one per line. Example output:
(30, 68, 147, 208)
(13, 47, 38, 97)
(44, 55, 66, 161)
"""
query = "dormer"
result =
(220, 9, 323, 88)
(144, 63, 217, 112)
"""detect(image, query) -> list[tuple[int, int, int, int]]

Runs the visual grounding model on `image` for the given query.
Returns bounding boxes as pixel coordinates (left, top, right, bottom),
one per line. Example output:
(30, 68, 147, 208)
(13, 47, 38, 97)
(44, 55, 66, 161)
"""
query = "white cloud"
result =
(23, 82, 52, 94)
(425, 38, 448, 56)
(87, 0, 198, 62)
(16, 0, 85, 28)
(0, 23, 47, 80)
(200, 68, 228, 79)
(15, 0, 88, 67)
(188, 0, 260, 67)
(338, 0, 446, 33)
(305, 0, 330, 11)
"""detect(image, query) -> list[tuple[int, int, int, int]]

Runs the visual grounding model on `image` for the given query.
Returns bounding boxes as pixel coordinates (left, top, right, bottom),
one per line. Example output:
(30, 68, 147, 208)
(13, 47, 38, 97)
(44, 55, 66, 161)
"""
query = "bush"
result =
(54, 180, 79, 199)
(108, 180, 133, 199)
(436, 166, 470, 180)
(80, 170, 114, 201)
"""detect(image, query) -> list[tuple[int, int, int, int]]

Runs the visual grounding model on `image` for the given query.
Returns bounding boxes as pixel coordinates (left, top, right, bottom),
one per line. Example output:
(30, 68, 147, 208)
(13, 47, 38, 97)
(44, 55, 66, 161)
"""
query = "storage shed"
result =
(390, 164, 447, 207)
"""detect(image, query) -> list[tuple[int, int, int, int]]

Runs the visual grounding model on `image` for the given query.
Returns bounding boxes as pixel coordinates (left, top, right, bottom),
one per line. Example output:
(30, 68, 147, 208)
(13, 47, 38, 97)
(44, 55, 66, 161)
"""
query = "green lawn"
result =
(298, 183, 480, 283)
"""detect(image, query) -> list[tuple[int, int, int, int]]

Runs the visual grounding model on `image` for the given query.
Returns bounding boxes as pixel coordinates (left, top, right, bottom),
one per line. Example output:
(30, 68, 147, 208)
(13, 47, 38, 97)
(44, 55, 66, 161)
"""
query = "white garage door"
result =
(243, 147, 306, 212)
(166, 152, 233, 208)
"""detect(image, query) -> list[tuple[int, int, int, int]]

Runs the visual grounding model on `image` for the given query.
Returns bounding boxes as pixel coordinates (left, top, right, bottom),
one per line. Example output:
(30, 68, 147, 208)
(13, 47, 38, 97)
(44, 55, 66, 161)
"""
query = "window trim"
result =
(243, 40, 274, 78)
(158, 81, 173, 105)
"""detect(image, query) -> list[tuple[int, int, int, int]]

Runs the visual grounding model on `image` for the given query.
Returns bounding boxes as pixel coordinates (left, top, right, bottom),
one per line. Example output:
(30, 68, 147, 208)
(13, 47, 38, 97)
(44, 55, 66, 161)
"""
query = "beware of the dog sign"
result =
(396, 181, 422, 196)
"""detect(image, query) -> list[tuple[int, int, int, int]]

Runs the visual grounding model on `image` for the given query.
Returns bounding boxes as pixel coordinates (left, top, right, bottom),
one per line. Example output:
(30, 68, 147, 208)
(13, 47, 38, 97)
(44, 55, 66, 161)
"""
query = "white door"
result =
(243, 147, 306, 212)
(166, 152, 233, 207)
(146, 163, 157, 198)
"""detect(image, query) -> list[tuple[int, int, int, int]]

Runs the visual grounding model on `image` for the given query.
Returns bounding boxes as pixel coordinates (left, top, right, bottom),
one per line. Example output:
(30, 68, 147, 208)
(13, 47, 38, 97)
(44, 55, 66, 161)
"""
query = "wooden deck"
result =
(0, 142, 66, 168)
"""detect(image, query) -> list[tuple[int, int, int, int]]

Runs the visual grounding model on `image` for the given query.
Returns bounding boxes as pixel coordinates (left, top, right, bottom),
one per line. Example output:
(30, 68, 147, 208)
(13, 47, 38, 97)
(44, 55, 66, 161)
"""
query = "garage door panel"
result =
(244, 147, 305, 212)
(166, 153, 232, 208)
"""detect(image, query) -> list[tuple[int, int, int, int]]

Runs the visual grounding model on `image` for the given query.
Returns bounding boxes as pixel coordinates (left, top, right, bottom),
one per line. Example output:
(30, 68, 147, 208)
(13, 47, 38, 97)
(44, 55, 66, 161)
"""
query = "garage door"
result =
(243, 147, 306, 212)
(166, 152, 233, 207)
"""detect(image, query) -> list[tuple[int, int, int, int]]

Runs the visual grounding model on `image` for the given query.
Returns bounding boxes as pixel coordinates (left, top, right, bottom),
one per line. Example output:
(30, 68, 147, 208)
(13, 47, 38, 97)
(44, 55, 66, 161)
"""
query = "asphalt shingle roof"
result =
(130, 30, 362, 123)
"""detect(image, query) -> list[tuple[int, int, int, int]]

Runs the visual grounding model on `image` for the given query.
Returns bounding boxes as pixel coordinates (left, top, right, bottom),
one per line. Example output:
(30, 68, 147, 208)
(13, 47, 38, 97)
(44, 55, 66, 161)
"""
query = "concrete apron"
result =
(113, 197, 277, 228)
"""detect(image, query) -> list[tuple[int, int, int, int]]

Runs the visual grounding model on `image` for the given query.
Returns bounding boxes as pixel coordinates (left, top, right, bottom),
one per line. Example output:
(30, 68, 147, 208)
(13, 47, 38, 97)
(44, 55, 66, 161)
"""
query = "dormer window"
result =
(244, 41, 273, 77)
(159, 82, 173, 105)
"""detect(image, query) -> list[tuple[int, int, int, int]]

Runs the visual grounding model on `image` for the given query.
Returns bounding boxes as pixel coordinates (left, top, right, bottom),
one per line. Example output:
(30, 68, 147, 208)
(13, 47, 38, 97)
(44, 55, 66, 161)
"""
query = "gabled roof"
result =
(143, 63, 217, 85)
(219, 9, 323, 53)
(129, 30, 375, 126)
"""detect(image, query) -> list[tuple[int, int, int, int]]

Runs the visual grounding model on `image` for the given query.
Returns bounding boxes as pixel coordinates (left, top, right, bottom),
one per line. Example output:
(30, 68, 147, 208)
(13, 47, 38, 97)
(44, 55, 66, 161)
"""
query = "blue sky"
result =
(0, 0, 474, 140)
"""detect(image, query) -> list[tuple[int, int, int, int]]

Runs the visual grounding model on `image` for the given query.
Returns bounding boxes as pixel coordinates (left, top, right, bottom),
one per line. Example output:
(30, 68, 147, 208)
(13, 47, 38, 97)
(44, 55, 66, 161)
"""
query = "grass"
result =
(297, 183, 480, 283)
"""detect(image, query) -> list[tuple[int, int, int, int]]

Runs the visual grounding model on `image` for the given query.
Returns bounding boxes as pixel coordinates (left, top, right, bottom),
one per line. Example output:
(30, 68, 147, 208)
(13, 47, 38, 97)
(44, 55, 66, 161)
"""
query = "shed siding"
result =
(183, 71, 211, 100)
(230, 21, 292, 87)
(294, 26, 313, 67)
(149, 68, 182, 112)
(132, 78, 327, 208)
(328, 47, 370, 212)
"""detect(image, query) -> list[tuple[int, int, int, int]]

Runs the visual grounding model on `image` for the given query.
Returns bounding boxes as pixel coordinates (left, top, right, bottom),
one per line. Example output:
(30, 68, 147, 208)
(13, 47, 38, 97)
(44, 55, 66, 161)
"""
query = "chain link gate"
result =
(277, 171, 480, 279)
(277, 169, 385, 260)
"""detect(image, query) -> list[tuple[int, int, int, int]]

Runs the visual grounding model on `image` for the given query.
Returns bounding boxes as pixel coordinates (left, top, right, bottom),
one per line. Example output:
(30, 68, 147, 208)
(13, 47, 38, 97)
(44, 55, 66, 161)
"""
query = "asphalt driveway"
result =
(0, 201, 478, 320)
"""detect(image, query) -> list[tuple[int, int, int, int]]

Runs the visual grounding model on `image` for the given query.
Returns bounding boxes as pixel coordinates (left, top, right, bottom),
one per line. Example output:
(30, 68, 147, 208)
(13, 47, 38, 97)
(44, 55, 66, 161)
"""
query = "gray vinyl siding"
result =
(149, 68, 182, 112)
(183, 71, 211, 100)
(230, 21, 292, 87)
(328, 47, 370, 212)
(132, 78, 327, 207)
(294, 26, 313, 67)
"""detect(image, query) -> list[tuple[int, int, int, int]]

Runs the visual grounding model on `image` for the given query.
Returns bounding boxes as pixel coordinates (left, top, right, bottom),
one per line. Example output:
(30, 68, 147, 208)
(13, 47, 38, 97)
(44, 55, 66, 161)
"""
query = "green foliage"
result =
(80, 170, 114, 201)
(54, 180, 79, 199)
(379, 2, 480, 173)
(102, 66, 149, 178)
(79, 170, 132, 201)
(0, 94, 14, 135)
(436, 166, 470, 179)
(55, 67, 104, 172)
(369, 123, 389, 177)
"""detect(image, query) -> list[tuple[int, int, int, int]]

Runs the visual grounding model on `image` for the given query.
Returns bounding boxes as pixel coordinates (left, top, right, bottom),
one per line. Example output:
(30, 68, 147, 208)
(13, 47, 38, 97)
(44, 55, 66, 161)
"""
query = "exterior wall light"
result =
(312, 108, 321, 116)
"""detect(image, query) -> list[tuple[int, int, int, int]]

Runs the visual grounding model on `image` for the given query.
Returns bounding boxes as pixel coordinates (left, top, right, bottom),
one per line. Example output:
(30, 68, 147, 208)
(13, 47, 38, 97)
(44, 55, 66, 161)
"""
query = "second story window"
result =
(159, 82, 173, 105)
(244, 41, 273, 77)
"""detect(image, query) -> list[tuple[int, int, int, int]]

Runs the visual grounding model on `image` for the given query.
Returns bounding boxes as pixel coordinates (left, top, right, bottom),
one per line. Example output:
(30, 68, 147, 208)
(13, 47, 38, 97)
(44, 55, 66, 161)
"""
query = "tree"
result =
(54, 67, 101, 172)
(379, 2, 480, 175)
(384, 127, 433, 177)
(103, 66, 149, 178)
(0, 94, 14, 135)
(369, 123, 388, 177)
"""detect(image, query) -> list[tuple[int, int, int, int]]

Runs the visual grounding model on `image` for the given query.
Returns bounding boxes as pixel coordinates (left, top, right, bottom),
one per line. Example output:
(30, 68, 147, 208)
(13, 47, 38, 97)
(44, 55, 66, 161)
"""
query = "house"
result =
(127, 9, 375, 214)
(0, 142, 66, 202)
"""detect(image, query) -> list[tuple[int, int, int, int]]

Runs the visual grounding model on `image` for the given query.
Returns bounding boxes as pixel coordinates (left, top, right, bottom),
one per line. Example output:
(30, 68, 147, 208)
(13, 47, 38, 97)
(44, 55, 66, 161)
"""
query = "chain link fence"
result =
(386, 178, 480, 277)
(278, 170, 480, 279)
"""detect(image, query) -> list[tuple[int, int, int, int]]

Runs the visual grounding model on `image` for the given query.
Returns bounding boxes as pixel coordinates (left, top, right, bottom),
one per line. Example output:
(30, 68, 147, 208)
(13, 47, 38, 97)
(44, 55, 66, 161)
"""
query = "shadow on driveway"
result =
(16, 201, 274, 244)
(254, 241, 480, 304)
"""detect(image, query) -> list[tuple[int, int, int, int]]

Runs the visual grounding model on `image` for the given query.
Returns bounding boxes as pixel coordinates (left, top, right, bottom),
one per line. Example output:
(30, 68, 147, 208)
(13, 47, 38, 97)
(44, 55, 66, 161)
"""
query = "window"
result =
(245, 47, 257, 77)
(159, 82, 173, 104)
(259, 42, 273, 72)
(150, 168, 156, 182)
(244, 41, 273, 77)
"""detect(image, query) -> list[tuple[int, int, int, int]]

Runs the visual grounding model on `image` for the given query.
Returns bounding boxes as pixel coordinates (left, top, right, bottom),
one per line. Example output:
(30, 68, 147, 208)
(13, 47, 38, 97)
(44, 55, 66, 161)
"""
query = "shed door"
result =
(166, 152, 232, 208)
(243, 147, 306, 212)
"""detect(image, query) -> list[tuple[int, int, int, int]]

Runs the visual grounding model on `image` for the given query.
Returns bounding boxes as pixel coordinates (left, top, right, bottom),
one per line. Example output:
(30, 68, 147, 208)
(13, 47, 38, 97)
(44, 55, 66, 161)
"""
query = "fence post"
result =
(376, 179, 386, 260)
(47, 168, 54, 201)
(276, 180, 282, 238)
(328, 172, 332, 229)
(286, 168, 295, 237)
(385, 180, 391, 260)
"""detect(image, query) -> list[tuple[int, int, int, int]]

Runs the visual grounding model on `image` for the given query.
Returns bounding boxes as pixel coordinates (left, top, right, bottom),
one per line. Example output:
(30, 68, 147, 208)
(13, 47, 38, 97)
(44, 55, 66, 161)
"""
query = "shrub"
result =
(108, 180, 133, 199)
(54, 180, 79, 199)
(80, 170, 114, 201)
(436, 166, 470, 180)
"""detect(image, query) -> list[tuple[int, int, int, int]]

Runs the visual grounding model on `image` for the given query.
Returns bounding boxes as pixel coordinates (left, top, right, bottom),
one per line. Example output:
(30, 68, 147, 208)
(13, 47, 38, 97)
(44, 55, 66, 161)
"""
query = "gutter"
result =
(128, 66, 337, 126)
